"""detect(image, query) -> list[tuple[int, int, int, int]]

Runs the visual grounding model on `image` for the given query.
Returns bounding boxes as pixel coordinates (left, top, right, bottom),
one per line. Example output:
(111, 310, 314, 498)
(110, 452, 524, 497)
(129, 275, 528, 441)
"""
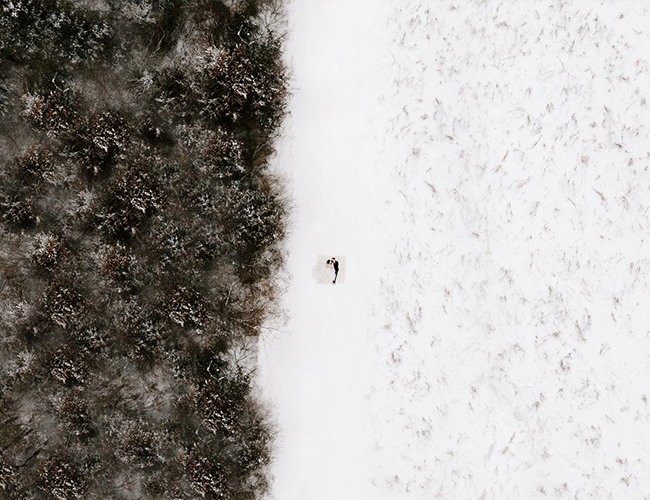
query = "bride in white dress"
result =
(312, 258, 336, 284)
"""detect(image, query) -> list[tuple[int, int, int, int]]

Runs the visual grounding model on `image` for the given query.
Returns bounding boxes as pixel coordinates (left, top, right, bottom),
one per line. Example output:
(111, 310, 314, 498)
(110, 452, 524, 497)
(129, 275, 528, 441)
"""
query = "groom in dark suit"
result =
(331, 257, 339, 284)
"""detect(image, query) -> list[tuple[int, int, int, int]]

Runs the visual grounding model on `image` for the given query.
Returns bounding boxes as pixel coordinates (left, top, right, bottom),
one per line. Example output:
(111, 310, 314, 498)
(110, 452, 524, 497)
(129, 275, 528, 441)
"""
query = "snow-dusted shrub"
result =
(32, 234, 67, 269)
(0, 0, 113, 70)
(201, 40, 286, 131)
(22, 89, 77, 135)
(49, 347, 87, 386)
(16, 147, 55, 183)
(167, 285, 205, 327)
(43, 281, 83, 330)
(0, 196, 37, 229)
(100, 243, 140, 294)
(95, 163, 159, 239)
(52, 394, 91, 436)
(72, 112, 128, 176)
(38, 456, 85, 500)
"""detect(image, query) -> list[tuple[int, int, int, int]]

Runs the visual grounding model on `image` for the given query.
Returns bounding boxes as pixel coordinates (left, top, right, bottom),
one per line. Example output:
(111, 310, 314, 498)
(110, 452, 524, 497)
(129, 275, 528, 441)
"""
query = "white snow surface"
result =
(258, 1, 650, 499)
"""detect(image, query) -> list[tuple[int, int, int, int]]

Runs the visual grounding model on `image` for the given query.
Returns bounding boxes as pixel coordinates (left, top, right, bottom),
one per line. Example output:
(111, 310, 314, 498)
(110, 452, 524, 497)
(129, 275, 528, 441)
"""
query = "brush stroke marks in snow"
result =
(366, 1, 650, 498)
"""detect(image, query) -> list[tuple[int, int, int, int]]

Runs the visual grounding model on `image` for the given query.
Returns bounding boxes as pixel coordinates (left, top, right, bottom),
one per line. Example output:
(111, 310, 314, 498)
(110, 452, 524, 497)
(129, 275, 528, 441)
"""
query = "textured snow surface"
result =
(259, 1, 650, 499)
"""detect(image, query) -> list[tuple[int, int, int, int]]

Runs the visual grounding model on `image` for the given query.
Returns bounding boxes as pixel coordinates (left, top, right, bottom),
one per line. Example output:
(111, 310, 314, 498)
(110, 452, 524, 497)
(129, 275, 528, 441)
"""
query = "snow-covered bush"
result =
(73, 112, 128, 176)
(22, 89, 77, 135)
(38, 456, 85, 500)
(95, 163, 159, 239)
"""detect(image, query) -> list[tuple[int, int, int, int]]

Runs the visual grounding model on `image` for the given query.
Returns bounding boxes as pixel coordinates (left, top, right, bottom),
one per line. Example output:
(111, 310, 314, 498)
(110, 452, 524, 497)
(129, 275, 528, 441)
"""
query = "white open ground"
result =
(258, 1, 650, 499)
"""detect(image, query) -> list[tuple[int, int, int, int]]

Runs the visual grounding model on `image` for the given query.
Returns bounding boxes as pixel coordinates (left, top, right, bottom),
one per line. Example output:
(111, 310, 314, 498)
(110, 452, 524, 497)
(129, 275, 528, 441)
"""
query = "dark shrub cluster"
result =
(0, 0, 288, 498)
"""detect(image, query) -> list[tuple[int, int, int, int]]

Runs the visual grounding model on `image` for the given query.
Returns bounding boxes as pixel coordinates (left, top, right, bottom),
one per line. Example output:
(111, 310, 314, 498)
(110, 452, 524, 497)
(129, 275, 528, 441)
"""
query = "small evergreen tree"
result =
(0, 1, 288, 498)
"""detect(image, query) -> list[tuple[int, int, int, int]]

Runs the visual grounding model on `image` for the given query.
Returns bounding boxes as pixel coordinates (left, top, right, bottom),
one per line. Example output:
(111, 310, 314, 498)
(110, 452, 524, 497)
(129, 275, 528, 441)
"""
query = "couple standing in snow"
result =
(326, 257, 339, 284)
(312, 255, 342, 285)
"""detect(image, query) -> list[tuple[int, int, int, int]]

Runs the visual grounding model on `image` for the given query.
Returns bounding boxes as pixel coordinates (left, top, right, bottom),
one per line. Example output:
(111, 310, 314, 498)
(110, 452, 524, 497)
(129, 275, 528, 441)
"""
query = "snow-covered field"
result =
(259, 1, 650, 499)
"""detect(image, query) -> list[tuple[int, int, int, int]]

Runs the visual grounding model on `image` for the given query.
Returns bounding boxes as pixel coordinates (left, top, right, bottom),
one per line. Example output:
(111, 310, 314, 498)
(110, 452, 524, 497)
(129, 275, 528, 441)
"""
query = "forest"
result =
(0, 0, 289, 498)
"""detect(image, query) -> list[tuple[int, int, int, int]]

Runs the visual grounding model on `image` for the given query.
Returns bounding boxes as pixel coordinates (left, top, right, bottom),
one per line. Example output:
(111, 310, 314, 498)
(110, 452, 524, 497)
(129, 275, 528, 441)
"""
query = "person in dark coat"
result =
(331, 257, 339, 284)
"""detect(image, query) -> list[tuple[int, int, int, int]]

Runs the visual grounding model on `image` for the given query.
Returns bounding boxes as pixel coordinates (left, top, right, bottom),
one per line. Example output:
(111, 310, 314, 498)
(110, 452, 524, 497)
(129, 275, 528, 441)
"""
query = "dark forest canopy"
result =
(0, 0, 289, 498)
